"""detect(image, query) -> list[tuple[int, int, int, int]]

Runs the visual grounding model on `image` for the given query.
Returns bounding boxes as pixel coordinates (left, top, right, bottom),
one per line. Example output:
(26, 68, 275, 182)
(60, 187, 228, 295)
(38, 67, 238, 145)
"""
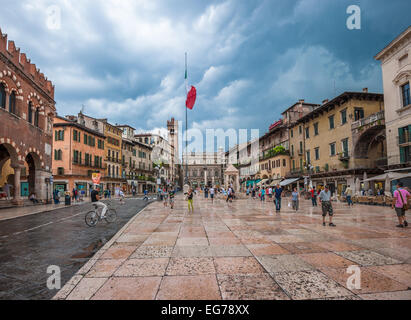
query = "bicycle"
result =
(85, 201, 117, 227)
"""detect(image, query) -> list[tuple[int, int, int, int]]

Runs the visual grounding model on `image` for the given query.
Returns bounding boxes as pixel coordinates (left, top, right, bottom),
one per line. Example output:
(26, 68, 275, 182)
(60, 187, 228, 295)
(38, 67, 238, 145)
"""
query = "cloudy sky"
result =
(0, 0, 410, 150)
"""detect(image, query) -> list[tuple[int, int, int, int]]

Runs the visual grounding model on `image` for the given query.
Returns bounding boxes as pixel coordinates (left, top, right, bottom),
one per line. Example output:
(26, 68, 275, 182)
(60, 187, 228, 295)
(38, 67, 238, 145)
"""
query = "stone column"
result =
(11, 165, 23, 206)
(204, 169, 207, 187)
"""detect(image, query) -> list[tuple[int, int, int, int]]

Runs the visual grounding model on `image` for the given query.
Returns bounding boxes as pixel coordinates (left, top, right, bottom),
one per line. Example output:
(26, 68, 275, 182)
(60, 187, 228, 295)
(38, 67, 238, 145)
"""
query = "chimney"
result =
(299, 99, 305, 104)
(322, 99, 329, 104)
(363, 88, 368, 93)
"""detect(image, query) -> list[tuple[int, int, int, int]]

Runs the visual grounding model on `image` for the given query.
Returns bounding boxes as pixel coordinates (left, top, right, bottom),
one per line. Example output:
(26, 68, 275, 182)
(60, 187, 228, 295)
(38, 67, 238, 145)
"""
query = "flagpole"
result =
(185, 52, 188, 186)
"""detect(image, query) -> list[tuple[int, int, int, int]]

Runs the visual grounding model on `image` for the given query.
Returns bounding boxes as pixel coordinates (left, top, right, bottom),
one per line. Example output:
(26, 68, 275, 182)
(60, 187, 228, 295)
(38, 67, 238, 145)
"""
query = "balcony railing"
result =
(338, 151, 350, 161)
(351, 111, 385, 131)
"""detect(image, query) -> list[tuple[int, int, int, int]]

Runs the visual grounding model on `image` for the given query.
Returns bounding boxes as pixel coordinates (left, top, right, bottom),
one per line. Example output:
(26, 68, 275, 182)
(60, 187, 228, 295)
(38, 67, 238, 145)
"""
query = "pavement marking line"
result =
(0, 211, 87, 239)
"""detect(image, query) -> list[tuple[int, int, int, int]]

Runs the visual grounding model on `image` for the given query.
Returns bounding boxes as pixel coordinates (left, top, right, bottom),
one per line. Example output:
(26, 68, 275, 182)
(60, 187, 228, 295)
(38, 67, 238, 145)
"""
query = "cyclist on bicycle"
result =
(91, 186, 108, 219)
(143, 189, 149, 201)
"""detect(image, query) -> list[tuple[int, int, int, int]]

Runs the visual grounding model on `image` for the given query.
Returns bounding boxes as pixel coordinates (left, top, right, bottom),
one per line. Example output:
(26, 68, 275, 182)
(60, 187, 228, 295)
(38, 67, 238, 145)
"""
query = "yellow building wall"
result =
(104, 124, 123, 177)
(0, 159, 14, 187)
(304, 99, 383, 172)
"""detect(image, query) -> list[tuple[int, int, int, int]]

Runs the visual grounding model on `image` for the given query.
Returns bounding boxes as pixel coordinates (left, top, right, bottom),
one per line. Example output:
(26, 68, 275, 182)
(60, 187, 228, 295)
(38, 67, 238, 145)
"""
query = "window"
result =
(299, 126, 302, 135)
(9, 91, 16, 114)
(290, 129, 293, 138)
(305, 127, 310, 139)
(0, 83, 5, 108)
(341, 109, 347, 125)
(54, 149, 63, 160)
(398, 126, 411, 144)
(299, 141, 303, 154)
(283, 159, 286, 167)
(329, 115, 335, 129)
(34, 108, 39, 127)
(402, 82, 410, 107)
(55, 130, 64, 141)
(314, 123, 319, 136)
(306, 150, 311, 164)
(330, 143, 336, 156)
(57, 167, 64, 175)
(315, 147, 320, 160)
(28, 102, 33, 124)
(73, 130, 78, 141)
(73, 150, 79, 164)
(291, 145, 294, 156)
(400, 146, 411, 163)
(292, 160, 295, 170)
(354, 108, 364, 121)
(342, 138, 349, 154)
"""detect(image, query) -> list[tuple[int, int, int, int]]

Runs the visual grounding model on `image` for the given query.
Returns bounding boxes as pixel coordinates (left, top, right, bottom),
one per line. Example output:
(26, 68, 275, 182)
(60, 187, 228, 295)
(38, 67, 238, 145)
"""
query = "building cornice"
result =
(375, 26, 411, 62)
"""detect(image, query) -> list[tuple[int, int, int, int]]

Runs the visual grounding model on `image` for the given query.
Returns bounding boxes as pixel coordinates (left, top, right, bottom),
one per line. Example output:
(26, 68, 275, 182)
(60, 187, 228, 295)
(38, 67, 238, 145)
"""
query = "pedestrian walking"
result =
(319, 185, 336, 227)
(187, 188, 194, 212)
(268, 186, 273, 200)
(392, 182, 410, 228)
(310, 187, 317, 206)
(291, 187, 299, 211)
(260, 187, 266, 202)
(274, 184, 283, 212)
(345, 185, 354, 206)
(210, 186, 215, 203)
(204, 186, 209, 199)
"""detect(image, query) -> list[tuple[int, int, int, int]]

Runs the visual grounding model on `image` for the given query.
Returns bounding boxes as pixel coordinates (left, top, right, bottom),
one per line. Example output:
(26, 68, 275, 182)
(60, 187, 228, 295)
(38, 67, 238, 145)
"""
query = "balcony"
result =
(338, 151, 350, 161)
(351, 111, 385, 131)
(298, 150, 303, 156)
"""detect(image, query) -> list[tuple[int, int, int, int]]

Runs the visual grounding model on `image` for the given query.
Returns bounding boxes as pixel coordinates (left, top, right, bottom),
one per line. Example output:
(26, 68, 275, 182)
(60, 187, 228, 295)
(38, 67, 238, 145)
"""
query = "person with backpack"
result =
(187, 188, 194, 212)
(392, 182, 410, 228)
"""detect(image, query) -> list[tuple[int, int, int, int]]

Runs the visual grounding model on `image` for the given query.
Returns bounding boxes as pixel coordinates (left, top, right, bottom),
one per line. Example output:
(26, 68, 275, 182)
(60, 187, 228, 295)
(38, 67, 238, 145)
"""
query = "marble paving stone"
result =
(172, 245, 213, 257)
(279, 242, 329, 254)
(246, 244, 290, 256)
(367, 264, 411, 287)
(156, 275, 221, 300)
(66, 277, 108, 300)
(217, 274, 290, 300)
(114, 258, 169, 277)
(130, 245, 174, 259)
(86, 259, 124, 278)
(336, 250, 402, 266)
(176, 237, 209, 246)
(372, 246, 411, 262)
(100, 245, 136, 260)
(269, 235, 305, 243)
(142, 237, 177, 246)
(298, 252, 356, 269)
(313, 241, 364, 252)
(208, 237, 242, 245)
(166, 257, 216, 276)
(211, 245, 252, 257)
(359, 290, 411, 300)
(256, 255, 314, 273)
(116, 234, 148, 244)
(92, 277, 162, 300)
(273, 270, 353, 300)
(320, 267, 409, 294)
(214, 257, 266, 275)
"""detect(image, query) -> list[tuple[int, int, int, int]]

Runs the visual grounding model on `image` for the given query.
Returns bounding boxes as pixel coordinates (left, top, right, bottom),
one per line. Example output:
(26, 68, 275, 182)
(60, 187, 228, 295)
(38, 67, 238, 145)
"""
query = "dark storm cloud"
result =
(0, 0, 409, 141)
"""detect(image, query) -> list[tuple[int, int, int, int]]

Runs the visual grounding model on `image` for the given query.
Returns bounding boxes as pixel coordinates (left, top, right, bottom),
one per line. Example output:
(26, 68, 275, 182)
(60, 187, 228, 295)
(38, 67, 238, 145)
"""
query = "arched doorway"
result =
(23, 152, 42, 198)
(353, 125, 386, 168)
(0, 143, 20, 203)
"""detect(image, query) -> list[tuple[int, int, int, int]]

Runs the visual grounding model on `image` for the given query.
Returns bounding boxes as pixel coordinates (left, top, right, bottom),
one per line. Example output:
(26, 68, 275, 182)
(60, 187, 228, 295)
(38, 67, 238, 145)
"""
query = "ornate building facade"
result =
(0, 29, 56, 205)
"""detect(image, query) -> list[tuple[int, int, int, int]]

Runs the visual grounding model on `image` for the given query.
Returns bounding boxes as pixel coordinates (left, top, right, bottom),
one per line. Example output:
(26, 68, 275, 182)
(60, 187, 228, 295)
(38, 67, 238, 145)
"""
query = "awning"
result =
(280, 178, 300, 187)
(270, 179, 282, 187)
(362, 172, 411, 182)
(257, 179, 268, 186)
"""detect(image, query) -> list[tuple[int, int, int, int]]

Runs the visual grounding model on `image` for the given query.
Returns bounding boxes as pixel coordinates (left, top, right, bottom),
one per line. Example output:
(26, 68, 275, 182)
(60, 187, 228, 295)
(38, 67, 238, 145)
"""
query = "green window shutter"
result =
(400, 147, 406, 163)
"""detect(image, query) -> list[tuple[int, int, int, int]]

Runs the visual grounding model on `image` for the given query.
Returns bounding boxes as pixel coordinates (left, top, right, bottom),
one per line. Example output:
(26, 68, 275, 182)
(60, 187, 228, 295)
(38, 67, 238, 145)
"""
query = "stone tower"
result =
(167, 118, 179, 185)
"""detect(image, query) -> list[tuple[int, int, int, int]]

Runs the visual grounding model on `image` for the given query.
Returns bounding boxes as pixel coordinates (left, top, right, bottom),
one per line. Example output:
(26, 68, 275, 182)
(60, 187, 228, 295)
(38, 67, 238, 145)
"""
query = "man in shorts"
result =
(319, 185, 336, 227)
(392, 182, 410, 228)
(209, 186, 215, 203)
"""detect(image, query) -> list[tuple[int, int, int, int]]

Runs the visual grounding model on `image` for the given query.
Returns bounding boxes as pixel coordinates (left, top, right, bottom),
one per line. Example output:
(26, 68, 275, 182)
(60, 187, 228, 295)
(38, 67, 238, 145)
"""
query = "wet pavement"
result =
(55, 194, 411, 300)
(0, 198, 153, 300)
